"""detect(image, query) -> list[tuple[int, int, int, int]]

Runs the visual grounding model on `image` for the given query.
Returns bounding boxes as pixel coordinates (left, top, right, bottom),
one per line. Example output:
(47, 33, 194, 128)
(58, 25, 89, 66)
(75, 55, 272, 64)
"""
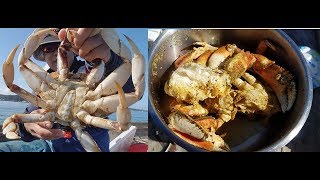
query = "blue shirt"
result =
(18, 51, 135, 152)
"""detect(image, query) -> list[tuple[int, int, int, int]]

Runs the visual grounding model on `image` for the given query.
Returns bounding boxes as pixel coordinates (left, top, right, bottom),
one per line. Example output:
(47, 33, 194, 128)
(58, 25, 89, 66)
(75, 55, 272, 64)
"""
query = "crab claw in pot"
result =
(174, 42, 218, 69)
(252, 54, 297, 112)
(168, 111, 230, 152)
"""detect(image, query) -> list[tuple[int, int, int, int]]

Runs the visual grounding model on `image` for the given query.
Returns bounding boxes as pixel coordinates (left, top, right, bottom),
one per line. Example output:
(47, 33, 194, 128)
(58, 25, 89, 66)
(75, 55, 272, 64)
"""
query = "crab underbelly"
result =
(57, 90, 76, 122)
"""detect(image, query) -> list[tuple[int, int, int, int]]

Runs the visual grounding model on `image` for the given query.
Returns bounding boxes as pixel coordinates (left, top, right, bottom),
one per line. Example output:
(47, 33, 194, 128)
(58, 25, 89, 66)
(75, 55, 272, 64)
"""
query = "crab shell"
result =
(168, 111, 230, 152)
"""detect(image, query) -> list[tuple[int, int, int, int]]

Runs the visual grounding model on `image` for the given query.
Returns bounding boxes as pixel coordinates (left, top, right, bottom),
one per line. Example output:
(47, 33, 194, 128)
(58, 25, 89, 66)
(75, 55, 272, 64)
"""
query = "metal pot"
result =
(148, 29, 313, 152)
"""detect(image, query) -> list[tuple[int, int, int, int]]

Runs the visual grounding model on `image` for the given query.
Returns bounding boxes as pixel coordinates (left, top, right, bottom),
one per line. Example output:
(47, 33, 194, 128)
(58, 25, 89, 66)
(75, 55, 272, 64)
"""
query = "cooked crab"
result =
(164, 62, 232, 118)
(163, 40, 296, 152)
(168, 111, 229, 152)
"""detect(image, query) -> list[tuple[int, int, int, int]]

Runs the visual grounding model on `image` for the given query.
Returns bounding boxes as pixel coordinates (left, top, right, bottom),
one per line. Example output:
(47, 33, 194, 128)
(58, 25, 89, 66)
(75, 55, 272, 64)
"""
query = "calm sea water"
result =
(0, 101, 147, 125)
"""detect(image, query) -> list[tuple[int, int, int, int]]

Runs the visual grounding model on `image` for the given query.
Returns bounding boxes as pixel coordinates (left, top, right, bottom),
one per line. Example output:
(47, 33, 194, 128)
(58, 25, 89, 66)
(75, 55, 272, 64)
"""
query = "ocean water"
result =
(0, 101, 147, 125)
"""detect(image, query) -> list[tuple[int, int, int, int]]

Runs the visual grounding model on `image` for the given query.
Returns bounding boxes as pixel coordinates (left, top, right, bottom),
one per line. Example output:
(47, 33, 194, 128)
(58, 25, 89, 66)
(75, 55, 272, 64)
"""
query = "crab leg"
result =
(253, 54, 296, 112)
(76, 110, 119, 130)
(15, 46, 56, 97)
(66, 30, 131, 97)
(85, 61, 131, 99)
(70, 120, 101, 152)
(222, 50, 256, 80)
(82, 93, 133, 115)
(19, 65, 53, 94)
(24, 60, 59, 89)
(168, 111, 230, 152)
(207, 44, 237, 69)
(215, 47, 295, 112)
(174, 42, 218, 68)
(3, 111, 55, 124)
(14, 28, 59, 87)
(2, 45, 47, 108)
(84, 60, 105, 88)
(83, 37, 145, 114)
(232, 74, 269, 112)
(2, 111, 55, 140)
(18, 28, 57, 66)
(57, 32, 74, 81)
(170, 103, 209, 117)
(99, 28, 132, 61)
(86, 35, 145, 100)
(195, 50, 214, 66)
(124, 35, 145, 100)
(77, 82, 131, 131)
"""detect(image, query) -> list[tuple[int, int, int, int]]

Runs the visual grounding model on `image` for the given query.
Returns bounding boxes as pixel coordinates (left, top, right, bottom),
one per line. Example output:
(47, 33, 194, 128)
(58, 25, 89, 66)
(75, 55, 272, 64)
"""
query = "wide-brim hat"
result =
(32, 29, 61, 61)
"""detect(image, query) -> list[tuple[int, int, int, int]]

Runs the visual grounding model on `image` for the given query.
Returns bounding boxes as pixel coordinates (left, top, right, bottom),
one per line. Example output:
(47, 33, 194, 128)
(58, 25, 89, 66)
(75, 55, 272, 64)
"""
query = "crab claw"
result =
(208, 44, 237, 69)
(3, 45, 19, 87)
(168, 111, 230, 152)
(222, 50, 256, 80)
(252, 54, 296, 112)
(174, 42, 218, 68)
(2, 116, 21, 139)
(18, 28, 57, 66)
(99, 28, 132, 61)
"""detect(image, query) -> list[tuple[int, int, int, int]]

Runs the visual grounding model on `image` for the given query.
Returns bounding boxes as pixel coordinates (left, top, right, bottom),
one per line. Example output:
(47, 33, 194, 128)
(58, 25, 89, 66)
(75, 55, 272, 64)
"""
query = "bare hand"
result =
(24, 110, 65, 140)
(58, 28, 111, 63)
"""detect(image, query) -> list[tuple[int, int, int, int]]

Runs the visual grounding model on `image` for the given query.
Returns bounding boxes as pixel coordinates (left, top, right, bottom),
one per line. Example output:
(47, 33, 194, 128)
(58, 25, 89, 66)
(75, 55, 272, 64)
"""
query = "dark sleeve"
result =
(17, 104, 40, 142)
(283, 30, 319, 51)
(104, 50, 135, 93)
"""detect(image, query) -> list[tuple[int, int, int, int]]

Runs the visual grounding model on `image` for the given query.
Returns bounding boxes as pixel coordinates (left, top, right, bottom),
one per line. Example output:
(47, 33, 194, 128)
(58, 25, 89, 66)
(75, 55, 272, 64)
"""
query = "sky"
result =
(0, 28, 148, 111)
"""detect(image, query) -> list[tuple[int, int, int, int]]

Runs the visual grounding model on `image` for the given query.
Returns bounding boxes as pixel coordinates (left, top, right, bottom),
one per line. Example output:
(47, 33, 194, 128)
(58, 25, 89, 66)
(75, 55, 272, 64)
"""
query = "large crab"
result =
(164, 41, 296, 151)
(1, 28, 145, 152)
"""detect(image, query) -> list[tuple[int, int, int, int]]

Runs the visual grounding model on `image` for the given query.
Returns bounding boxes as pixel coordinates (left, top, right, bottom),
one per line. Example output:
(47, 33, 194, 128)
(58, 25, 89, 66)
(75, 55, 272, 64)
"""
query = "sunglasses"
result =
(40, 42, 60, 53)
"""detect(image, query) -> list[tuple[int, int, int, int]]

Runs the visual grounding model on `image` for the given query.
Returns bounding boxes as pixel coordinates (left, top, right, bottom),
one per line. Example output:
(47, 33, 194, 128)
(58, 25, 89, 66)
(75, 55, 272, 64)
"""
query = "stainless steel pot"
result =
(148, 29, 313, 152)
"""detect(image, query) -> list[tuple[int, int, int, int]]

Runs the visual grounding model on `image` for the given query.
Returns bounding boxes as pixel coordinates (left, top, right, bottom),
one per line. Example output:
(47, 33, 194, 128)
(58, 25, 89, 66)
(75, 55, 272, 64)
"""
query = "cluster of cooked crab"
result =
(164, 40, 297, 152)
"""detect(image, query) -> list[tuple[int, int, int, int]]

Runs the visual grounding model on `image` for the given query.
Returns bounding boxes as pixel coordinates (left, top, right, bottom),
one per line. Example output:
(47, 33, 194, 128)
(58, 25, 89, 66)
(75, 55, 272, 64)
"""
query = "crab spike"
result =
(3, 45, 19, 87)
(124, 34, 146, 99)
(100, 28, 131, 61)
(2, 45, 47, 108)
(115, 81, 131, 131)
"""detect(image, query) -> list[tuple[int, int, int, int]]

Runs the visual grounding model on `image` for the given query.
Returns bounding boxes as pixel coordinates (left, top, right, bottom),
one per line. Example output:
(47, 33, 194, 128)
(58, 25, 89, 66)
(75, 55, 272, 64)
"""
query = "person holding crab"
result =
(0, 28, 135, 152)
